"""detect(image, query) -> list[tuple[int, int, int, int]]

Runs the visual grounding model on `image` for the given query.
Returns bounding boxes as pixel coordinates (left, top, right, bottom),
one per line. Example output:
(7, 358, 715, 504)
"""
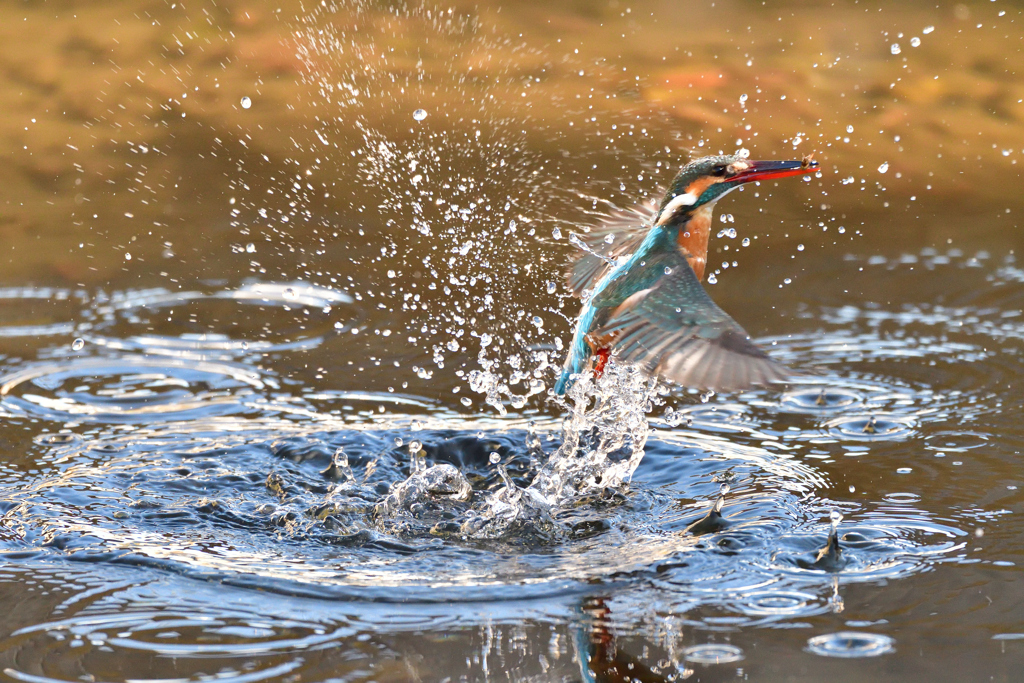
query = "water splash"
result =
(530, 362, 658, 505)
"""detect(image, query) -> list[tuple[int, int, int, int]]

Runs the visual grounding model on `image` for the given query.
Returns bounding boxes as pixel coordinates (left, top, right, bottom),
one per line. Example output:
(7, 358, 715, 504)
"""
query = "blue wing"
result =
(566, 201, 657, 297)
(596, 251, 789, 391)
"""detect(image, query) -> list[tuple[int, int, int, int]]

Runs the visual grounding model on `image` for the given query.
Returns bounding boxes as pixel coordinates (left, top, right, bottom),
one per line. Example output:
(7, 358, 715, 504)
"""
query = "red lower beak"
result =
(730, 159, 819, 184)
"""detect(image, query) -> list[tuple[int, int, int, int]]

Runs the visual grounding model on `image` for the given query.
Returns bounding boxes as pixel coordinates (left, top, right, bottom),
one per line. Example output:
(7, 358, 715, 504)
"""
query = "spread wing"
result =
(566, 200, 657, 297)
(595, 251, 789, 391)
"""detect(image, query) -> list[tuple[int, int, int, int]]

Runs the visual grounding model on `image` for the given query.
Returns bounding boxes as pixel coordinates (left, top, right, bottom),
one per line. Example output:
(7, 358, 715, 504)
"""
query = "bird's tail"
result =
(554, 344, 587, 395)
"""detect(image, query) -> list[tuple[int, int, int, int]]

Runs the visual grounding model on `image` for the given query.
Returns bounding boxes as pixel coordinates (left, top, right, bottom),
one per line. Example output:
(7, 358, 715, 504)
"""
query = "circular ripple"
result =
(87, 282, 361, 356)
(0, 357, 268, 423)
(825, 415, 915, 440)
(924, 430, 989, 453)
(780, 387, 862, 412)
(683, 643, 744, 664)
(1, 608, 354, 683)
(735, 590, 822, 617)
(882, 492, 922, 505)
(806, 631, 895, 658)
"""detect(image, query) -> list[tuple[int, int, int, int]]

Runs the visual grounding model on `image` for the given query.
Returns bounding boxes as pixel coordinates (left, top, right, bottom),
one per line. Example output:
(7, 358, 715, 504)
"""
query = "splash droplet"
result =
(830, 509, 843, 529)
(489, 451, 501, 465)
(245, 243, 256, 253)
(71, 338, 84, 351)
(240, 96, 251, 109)
(412, 108, 428, 121)
(890, 43, 901, 55)
(878, 162, 889, 174)
(910, 36, 921, 47)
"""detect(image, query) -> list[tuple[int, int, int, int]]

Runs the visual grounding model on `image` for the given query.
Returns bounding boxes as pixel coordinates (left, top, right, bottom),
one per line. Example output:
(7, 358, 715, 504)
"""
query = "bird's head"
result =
(655, 154, 819, 226)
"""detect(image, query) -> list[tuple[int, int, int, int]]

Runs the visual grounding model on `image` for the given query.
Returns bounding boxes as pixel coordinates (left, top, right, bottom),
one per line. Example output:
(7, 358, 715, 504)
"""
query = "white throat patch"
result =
(655, 192, 698, 225)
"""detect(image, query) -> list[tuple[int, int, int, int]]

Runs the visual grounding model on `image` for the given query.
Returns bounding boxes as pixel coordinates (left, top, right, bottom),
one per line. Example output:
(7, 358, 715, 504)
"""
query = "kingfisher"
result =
(553, 153, 818, 395)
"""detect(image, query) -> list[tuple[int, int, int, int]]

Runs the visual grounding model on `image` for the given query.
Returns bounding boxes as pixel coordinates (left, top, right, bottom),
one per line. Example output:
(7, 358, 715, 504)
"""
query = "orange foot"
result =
(593, 347, 610, 379)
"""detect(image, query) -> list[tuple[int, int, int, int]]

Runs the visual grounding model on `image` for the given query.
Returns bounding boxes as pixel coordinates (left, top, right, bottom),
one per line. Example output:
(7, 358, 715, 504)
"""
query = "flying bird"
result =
(554, 153, 818, 395)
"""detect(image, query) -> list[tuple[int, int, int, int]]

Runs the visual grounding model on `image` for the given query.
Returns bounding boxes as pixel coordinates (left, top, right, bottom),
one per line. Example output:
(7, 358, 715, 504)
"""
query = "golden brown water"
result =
(2, 1, 1024, 681)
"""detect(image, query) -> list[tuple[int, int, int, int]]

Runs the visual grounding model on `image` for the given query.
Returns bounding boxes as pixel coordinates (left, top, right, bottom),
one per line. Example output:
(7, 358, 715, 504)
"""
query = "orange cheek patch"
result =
(684, 177, 718, 199)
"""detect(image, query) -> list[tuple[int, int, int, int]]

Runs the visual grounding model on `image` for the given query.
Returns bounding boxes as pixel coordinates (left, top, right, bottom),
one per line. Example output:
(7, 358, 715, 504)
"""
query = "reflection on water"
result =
(0, 267, 1016, 679)
(2, 0, 1024, 680)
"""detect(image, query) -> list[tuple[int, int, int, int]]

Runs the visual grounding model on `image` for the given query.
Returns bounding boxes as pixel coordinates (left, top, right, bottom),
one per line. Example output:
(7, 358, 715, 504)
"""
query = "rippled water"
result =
(4, 0, 1024, 680)
(2, 247, 1022, 679)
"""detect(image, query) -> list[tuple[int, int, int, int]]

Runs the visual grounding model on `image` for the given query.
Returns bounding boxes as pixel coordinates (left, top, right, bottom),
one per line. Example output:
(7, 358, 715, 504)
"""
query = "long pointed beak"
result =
(729, 158, 819, 184)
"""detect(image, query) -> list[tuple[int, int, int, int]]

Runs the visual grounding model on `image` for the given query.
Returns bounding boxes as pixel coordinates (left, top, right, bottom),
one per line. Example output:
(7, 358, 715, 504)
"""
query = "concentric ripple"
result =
(0, 357, 272, 423)
(84, 281, 361, 357)
(805, 631, 895, 658)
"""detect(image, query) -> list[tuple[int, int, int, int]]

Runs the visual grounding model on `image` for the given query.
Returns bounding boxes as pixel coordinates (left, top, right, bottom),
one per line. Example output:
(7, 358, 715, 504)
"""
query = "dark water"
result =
(2, 0, 1024, 681)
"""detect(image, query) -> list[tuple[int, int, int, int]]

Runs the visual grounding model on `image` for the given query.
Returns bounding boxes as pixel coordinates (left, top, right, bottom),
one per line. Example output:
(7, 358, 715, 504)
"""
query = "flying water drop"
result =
(412, 108, 428, 121)
(71, 338, 84, 351)
(830, 509, 843, 531)
(240, 96, 251, 109)
(878, 162, 889, 174)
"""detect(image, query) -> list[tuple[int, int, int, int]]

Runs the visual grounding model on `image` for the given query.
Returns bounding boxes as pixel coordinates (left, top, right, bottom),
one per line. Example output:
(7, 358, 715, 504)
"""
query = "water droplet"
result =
(412, 108, 428, 121)
(446, 340, 460, 352)
(245, 243, 256, 253)
(878, 162, 890, 174)
(923, 25, 934, 34)
(707, 273, 718, 284)
(489, 451, 501, 465)
(532, 316, 543, 328)
(240, 96, 251, 109)
(739, 93, 748, 105)
(71, 338, 84, 351)
(545, 281, 556, 294)
(283, 287, 295, 298)
(890, 43, 901, 55)
(124, 252, 132, 261)
(910, 36, 921, 47)
(460, 396, 472, 406)
(897, 467, 913, 474)
(552, 227, 562, 240)
(741, 237, 751, 247)
(830, 509, 843, 529)
(797, 244, 805, 251)
(394, 437, 404, 448)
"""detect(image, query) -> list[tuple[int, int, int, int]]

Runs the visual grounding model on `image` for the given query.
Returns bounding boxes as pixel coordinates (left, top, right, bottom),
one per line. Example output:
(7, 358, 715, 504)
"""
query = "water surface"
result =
(1, 1, 1024, 681)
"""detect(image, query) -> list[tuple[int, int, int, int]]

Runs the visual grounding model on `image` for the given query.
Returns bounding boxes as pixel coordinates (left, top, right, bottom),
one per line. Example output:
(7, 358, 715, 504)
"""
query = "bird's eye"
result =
(711, 165, 728, 177)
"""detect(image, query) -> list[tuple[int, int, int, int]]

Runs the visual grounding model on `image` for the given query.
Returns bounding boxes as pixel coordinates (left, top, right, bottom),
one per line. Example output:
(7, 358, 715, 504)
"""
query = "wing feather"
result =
(566, 200, 657, 297)
(596, 251, 789, 391)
